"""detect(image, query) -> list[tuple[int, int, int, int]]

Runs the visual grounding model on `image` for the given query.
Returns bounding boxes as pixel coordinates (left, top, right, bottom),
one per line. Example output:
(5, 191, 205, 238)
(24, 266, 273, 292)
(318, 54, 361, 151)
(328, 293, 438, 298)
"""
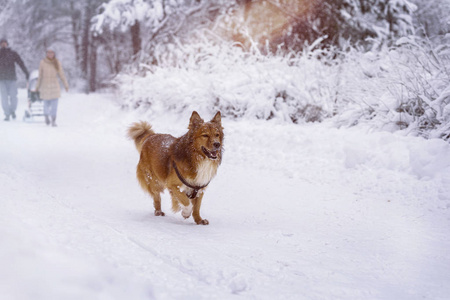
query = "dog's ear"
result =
(189, 111, 204, 129)
(211, 111, 221, 125)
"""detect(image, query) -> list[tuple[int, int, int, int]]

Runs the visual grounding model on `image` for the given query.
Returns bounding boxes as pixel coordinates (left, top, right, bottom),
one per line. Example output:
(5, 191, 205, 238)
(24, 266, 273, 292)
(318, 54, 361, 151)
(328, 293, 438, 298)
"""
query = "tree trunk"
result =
(81, 0, 92, 81)
(131, 21, 142, 55)
(89, 38, 97, 92)
(70, 0, 81, 67)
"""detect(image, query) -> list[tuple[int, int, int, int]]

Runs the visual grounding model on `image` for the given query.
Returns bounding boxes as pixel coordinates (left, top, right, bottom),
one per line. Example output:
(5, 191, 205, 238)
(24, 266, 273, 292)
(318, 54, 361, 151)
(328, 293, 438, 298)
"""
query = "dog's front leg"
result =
(192, 193, 209, 225)
(169, 188, 193, 219)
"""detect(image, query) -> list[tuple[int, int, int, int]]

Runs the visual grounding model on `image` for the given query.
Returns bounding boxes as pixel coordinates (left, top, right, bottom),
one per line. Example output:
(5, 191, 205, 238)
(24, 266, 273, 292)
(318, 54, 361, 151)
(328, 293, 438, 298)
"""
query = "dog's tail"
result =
(127, 121, 155, 153)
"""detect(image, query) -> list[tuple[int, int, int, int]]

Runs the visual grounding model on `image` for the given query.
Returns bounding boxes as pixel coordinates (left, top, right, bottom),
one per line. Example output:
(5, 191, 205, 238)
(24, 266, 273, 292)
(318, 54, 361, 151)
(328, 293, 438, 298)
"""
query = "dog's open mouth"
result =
(202, 147, 219, 160)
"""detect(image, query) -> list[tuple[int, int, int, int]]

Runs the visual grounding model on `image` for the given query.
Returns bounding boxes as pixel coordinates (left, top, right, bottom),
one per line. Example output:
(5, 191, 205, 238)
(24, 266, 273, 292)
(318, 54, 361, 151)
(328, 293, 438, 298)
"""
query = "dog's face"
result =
(189, 111, 224, 161)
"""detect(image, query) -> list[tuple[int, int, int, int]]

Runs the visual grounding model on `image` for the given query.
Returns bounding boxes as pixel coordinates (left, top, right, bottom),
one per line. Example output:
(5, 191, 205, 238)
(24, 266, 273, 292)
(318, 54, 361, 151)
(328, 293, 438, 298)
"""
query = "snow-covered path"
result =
(1, 92, 450, 300)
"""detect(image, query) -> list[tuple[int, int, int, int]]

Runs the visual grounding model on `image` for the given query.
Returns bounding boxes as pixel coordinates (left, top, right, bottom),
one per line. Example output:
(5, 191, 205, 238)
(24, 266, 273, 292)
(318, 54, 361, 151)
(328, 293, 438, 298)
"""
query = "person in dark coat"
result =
(0, 38, 29, 121)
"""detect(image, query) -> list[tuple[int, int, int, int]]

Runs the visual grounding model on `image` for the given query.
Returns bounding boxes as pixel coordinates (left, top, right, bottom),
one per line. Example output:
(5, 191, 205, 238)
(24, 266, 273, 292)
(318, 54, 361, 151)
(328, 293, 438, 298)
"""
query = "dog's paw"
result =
(181, 203, 193, 219)
(196, 219, 209, 225)
(154, 210, 165, 216)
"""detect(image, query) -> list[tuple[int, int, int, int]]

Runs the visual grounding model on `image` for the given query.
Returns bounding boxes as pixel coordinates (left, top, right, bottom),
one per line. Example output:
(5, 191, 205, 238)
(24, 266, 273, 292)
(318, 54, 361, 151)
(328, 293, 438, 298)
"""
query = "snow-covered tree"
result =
(0, 0, 108, 91)
(218, 0, 417, 53)
(92, 0, 235, 67)
(411, 0, 450, 38)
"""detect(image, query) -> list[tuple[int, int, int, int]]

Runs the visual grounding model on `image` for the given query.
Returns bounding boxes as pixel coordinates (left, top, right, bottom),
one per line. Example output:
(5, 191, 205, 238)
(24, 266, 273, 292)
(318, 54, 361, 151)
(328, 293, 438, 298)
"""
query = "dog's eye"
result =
(202, 134, 209, 138)
(215, 134, 220, 137)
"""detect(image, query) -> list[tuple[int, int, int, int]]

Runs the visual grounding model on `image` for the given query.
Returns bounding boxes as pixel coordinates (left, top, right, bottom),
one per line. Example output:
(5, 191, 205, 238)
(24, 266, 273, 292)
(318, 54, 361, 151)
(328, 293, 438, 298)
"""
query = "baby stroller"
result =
(23, 70, 44, 121)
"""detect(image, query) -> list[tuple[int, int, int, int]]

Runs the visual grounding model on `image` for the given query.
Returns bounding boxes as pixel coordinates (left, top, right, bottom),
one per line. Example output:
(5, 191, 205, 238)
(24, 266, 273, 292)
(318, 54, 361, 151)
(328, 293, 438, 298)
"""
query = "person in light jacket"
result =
(36, 49, 69, 127)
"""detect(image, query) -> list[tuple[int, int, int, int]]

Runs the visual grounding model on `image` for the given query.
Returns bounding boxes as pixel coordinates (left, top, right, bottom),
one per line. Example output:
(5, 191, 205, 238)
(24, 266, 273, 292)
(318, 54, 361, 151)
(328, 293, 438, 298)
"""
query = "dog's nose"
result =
(213, 142, 221, 149)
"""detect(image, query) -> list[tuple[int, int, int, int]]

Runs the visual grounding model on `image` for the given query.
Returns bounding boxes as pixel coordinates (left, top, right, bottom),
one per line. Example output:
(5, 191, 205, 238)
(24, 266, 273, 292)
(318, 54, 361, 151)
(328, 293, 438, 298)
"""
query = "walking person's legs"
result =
(0, 81, 10, 120)
(43, 99, 51, 125)
(50, 99, 59, 127)
(6, 81, 18, 119)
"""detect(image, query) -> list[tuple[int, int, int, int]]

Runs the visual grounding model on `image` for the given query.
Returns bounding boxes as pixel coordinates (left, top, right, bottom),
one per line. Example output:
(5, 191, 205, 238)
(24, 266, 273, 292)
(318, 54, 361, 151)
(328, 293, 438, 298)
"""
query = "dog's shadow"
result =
(131, 210, 199, 227)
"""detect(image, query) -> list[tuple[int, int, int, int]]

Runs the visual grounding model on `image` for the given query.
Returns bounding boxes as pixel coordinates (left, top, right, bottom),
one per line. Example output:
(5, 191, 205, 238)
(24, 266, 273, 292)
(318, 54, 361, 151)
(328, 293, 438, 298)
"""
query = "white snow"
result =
(1, 90, 450, 300)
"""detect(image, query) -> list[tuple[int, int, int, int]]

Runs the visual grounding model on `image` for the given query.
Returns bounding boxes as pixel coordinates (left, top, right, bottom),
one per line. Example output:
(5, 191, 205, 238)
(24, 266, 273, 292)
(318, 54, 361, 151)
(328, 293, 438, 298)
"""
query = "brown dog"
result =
(127, 111, 223, 225)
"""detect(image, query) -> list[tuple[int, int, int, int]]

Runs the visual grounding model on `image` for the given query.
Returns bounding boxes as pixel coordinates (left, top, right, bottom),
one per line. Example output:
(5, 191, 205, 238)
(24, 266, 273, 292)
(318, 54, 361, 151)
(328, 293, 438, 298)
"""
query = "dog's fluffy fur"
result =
(127, 111, 223, 225)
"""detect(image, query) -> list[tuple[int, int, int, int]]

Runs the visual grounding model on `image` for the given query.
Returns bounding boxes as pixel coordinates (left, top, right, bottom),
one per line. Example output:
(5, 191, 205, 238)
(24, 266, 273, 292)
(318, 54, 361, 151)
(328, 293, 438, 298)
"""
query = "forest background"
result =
(0, 0, 449, 140)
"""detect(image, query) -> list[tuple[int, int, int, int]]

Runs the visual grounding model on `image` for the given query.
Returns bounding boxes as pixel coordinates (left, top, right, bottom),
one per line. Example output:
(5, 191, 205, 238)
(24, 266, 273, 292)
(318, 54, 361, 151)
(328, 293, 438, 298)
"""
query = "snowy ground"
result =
(1, 91, 450, 300)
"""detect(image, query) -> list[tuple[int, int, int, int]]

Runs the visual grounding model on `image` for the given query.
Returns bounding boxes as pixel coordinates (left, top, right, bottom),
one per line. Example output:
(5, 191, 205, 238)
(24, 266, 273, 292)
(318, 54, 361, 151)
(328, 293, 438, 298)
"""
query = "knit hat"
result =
(0, 38, 7, 44)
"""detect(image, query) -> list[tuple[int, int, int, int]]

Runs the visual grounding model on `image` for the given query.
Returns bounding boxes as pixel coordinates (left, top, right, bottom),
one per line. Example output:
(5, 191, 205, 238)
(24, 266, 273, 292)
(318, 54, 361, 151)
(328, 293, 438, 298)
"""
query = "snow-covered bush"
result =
(116, 40, 338, 124)
(333, 35, 450, 140)
(116, 35, 450, 140)
(387, 36, 450, 139)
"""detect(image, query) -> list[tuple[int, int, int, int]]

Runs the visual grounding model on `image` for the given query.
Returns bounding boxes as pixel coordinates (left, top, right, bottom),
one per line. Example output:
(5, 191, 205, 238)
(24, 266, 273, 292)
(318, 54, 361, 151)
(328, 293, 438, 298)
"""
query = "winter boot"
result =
(45, 115, 50, 125)
(51, 116, 57, 127)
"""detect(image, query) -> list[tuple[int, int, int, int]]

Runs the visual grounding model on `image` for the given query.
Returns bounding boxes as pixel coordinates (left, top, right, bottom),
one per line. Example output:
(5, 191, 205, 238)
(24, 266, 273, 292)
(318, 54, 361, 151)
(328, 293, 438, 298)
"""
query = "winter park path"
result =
(1, 91, 450, 300)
